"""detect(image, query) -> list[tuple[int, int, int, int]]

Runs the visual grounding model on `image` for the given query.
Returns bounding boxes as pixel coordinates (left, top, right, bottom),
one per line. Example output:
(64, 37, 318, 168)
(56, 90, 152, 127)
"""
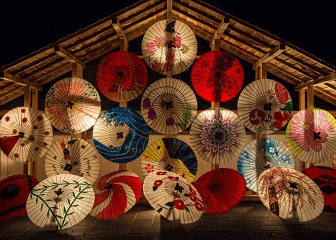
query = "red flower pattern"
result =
(174, 199, 185, 210)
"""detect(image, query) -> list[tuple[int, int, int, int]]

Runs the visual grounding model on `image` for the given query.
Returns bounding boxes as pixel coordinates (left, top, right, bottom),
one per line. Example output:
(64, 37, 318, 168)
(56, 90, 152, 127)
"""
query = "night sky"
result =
(0, 1, 335, 110)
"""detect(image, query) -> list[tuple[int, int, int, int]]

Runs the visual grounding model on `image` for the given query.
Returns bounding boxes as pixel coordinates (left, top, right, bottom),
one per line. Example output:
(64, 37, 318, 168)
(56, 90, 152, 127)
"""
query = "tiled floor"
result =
(0, 202, 336, 239)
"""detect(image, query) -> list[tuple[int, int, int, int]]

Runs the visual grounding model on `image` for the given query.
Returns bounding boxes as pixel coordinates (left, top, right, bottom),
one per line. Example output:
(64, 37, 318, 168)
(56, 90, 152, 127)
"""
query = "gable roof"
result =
(1, 0, 335, 106)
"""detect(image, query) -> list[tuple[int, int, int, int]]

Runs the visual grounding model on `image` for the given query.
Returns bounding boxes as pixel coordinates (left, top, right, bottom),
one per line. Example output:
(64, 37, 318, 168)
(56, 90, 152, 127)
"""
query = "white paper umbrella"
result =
(0, 107, 53, 163)
(257, 167, 324, 222)
(142, 19, 197, 75)
(237, 138, 295, 192)
(286, 108, 336, 164)
(189, 108, 246, 164)
(143, 170, 204, 224)
(237, 79, 292, 134)
(141, 78, 197, 135)
(26, 174, 94, 230)
(45, 77, 101, 134)
(45, 137, 100, 185)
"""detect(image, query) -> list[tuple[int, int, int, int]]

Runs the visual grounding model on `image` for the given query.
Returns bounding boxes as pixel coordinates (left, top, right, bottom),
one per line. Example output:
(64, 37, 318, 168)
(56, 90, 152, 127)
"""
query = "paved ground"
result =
(0, 202, 335, 240)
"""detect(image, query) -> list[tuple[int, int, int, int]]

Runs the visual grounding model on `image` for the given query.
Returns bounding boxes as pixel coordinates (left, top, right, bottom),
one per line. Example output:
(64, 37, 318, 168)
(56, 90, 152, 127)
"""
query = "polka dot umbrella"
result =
(141, 138, 198, 183)
(191, 50, 244, 103)
(143, 171, 204, 224)
(142, 19, 197, 75)
(90, 170, 142, 219)
(45, 77, 101, 134)
(257, 167, 324, 222)
(93, 107, 149, 163)
(96, 51, 148, 102)
(0, 107, 53, 163)
(45, 137, 100, 185)
(237, 138, 295, 192)
(237, 79, 292, 134)
(0, 174, 38, 221)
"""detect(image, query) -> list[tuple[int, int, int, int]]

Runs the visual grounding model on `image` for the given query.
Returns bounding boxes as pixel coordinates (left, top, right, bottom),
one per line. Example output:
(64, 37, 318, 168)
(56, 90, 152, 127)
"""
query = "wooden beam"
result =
(210, 17, 229, 50)
(295, 73, 336, 90)
(167, 0, 172, 20)
(252, 43, 286, 69)
(112, 18, 129, 51)
(54, 46, 86, 68)
(0, 71, 42, 91)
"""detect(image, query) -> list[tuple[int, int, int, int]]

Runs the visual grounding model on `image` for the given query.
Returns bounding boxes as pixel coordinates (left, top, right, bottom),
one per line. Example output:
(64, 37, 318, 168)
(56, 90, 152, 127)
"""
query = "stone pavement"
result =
(0, 202, 335, 240)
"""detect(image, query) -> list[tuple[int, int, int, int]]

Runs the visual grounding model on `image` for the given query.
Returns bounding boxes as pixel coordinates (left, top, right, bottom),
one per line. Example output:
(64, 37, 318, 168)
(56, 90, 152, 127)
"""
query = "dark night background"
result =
(0, 1, 335, 111)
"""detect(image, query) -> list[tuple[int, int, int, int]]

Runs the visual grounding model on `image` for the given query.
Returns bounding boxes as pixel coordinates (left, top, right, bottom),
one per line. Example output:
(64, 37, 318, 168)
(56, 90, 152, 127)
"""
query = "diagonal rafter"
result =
(112, 17, 129, 51)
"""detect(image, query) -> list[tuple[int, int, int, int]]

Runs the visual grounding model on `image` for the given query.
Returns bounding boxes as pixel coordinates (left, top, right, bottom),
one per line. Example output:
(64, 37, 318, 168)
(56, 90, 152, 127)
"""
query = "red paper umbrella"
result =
(191, 50, 244, 102)
(0, 174, 38, 221)
(303, 166, 336, 212)
(96, 51, 148, 102)
(90, 170, 142, 219)
(193, 168, 246, 214)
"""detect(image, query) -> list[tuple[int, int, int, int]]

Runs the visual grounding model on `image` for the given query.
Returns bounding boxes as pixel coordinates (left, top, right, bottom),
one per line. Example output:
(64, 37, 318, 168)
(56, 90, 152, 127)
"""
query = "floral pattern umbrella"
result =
(45, 137, 100, 185)
(90, 170, 142, 219)
(189, 108, 246, 164)
(237, 79, 292, 134)
(26, 174, 94, 230)
(93, 107, 149, 163)
(237, 138, 295, 192)
(142, 19, 197, 75)
(257, 167, 324, 222)
(303, 166, 336, 212)
(143, 171, 204, 224)
(0, 107, 53, 163)
(193, 168, 246, 215)
(0, 174, 38, 221)
(45, 77, 101, 134)
(141, 78, 197, 135)
(96, 50, 148, 102)
(286, 108, 336, 164)
(191, 50, 244, 102)
(141, 138, 198, 183)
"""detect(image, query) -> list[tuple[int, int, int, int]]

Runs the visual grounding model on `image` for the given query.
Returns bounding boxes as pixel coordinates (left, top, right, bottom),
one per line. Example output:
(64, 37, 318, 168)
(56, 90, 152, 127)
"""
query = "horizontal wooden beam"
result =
(111, 18, 129, 51)
(252, 43, 286, 69)
(0, 72, 42, 91)
(295, 73, 336, 90)
(54, 46, 86, 68)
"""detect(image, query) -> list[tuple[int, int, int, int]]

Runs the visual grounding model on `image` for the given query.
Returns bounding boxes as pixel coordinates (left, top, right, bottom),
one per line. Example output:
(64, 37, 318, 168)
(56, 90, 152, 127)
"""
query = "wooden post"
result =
(24, 85, 33, 176)
(306, 82, 314, 168)
(298, 88, 306, 171)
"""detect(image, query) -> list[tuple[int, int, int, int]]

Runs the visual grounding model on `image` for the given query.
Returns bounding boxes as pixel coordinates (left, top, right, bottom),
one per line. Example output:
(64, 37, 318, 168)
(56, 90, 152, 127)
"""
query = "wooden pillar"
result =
(298, 88, 306, 171)
(24, 85, 33, 176)
(306, 82, 314, 168)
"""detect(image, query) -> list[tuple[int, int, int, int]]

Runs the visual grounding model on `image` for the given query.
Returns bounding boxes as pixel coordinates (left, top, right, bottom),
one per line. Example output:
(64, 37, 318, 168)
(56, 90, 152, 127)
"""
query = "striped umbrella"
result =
(143, 171, 204, 224)
(90, 170, 142, 219)
(0, 107, 53, 163)
(258, 167, 324, 222)
(45, 137, 100, 185)
(237, 138, 295, 192)
(141, 138, 198, 183)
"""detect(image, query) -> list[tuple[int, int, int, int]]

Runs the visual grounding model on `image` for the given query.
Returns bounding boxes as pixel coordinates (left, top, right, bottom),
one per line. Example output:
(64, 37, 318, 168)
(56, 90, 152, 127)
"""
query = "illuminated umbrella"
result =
(26, 174, 94, 230)
(45, 137, 100, 185)
(191, 50, 244, 102)
(90, 170, 142, 219)
(0, 174, 38, 221)
(93, 107, 149, 163)
(0, 107, 53, 163)
(143, 171, 204, 224)
(142, 19, 197, 75)
(45, 77, 101, 134)
(141, 78, 197, 135)
(189, 108, 246, 164)
(96, 51, 148, 102)
(237, 138, 295, 192)
(257, 167, 324, 222)
(303, 166, 336, 212)
(237, 79, 292, 134)
(286, 108, 336, 164)
(141, 138, 198, 183)
(193, 168, 246, 215)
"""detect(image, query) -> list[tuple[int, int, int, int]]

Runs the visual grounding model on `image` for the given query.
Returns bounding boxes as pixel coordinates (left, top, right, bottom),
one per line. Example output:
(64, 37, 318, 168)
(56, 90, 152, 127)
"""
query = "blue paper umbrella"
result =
(141, 138, 197, 182)
(237, 138, 294, 192)
(93, 107, 149, 163)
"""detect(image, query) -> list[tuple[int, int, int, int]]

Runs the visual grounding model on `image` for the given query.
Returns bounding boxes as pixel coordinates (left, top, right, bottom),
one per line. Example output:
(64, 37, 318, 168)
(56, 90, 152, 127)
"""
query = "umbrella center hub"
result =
(214, 131, 224, 141)
(116, 71, 125, 79)
(67, 101, 75, 109)
(165, 101, 174, 110)
(287, 181, 299, 194)
(54, 188, 63, 196)
(117, 132, 124, 139)
(313, 132, 321, 140)
(214, 71, 222, 79)
(264, 103, 272, 111)
(104, 182, 113, 190)
(18, 132, 25, 138)
(63, 163, 73, 172)
(1, 184, 20, 200)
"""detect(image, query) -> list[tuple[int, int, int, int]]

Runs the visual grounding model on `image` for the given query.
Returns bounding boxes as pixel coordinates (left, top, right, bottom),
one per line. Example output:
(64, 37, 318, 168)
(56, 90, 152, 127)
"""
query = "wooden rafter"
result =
(252, 43, 286, 69)
(54, 46, 86, 68)
(210, 17, 229, 50)
(0, 71, 42, 91)
(167, 0, 172, 20)
(295, 73, 336, 90)
(112, 18, 129, 51)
